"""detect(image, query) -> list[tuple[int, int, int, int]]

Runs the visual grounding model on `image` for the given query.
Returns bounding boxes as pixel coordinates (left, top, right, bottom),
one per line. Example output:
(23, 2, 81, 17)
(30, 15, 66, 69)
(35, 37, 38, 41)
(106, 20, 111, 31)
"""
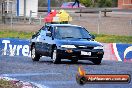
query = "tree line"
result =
(80, 0, 118, 7)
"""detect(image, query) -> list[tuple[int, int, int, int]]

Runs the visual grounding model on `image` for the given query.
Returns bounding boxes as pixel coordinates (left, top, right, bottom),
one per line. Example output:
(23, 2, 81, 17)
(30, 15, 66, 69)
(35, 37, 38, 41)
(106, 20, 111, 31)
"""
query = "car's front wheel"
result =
(52, 48, 61, 64)
(31, 45, 40, 61)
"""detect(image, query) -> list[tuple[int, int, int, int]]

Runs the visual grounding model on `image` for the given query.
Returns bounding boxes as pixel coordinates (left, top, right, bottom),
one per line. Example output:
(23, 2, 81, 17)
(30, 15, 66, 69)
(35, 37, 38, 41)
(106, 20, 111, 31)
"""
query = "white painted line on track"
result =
(31, 82, 49, 88)
(113, 43, 122, 61)
(2, 72, 62, 77)
(34, 81, 76, 85)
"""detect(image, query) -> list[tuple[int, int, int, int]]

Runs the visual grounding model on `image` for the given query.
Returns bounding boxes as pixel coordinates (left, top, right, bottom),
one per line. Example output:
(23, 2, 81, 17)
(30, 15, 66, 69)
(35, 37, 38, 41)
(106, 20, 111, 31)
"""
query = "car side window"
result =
(40, 30, 46, 37)
(46, 26, 53, 36)
(50, 27, 54, 33)
(48, 26, 53, 32)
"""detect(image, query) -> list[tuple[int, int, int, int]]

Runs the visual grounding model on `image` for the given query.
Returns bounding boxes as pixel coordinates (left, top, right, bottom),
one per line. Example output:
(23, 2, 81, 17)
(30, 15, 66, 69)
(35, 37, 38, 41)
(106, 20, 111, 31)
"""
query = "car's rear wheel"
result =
(52, 48, 61, 64)
(31, 45, 40, 61)
(92, 58, 102, 65)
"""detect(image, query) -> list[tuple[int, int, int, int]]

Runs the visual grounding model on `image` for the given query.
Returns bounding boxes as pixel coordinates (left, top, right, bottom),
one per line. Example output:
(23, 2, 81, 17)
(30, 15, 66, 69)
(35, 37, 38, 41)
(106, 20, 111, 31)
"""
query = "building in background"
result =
(118, 0, 132, 9)
(0, 0, 38, 17)
(0, 0, 15, 15)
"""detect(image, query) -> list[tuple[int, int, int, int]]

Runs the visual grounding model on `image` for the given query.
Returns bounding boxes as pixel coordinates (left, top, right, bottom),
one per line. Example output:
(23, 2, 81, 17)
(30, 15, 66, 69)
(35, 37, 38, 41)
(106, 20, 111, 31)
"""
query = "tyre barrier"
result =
(0, 38, 132, 62)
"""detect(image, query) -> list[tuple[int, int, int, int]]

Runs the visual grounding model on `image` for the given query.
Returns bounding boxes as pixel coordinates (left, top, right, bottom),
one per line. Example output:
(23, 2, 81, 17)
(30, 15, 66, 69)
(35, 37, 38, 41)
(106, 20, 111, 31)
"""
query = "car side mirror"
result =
(91, 35, 95, 39)
(46, 31, 51, 37)
(32, 34, 36, 38)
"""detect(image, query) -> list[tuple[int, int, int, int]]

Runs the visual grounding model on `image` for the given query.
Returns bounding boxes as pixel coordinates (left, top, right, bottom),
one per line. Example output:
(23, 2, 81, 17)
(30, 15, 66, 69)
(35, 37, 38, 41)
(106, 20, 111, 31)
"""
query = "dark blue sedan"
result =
(30, 24, 104, 64)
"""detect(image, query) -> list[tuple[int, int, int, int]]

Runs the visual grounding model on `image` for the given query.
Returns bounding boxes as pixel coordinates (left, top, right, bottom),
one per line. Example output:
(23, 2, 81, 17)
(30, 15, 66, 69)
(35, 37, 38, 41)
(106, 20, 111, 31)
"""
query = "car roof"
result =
(47, 24, 82, 27)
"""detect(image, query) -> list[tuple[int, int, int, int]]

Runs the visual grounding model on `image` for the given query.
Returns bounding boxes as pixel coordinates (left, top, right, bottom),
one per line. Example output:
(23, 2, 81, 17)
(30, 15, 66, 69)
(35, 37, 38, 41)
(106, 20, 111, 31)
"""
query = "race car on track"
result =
(30, 24, 104, 64)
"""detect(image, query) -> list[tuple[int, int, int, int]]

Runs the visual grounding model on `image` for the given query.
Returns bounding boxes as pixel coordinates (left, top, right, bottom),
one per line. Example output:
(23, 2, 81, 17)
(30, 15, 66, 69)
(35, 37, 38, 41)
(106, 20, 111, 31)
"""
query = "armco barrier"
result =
(0, 38, 132, 62)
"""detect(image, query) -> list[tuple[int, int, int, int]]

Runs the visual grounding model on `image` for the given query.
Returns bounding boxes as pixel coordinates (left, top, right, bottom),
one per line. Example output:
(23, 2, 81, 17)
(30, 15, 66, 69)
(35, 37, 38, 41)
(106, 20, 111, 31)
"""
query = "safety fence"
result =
(0, 12, 44, 25)
(0, 10, 132, 36)
(0, 38, 132, 62)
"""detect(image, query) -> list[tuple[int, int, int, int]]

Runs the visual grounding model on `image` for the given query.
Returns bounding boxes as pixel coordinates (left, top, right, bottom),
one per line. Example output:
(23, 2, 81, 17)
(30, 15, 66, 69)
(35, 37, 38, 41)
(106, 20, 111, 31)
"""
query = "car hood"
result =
(55, 39, 102, 47)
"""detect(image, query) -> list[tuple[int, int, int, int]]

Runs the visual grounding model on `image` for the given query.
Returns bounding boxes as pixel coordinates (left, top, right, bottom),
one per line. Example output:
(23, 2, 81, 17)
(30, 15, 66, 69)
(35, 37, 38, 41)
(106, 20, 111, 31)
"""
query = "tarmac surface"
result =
(0, 56, 132, 88)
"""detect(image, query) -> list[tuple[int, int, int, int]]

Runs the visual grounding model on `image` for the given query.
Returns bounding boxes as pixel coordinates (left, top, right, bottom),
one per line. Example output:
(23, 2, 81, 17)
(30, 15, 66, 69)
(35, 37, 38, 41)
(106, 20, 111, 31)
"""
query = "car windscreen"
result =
(54, 26, 91, 39)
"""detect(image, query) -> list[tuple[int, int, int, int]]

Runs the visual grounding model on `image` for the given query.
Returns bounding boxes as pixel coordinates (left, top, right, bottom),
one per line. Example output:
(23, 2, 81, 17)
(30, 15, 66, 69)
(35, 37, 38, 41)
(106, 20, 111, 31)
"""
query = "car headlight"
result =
(61, 45, 76, 48)
(94, 46, 103, 49)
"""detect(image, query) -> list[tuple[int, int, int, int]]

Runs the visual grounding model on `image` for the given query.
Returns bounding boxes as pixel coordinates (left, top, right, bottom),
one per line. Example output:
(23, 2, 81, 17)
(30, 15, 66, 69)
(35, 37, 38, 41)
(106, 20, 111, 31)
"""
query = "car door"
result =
(44, 26, 54, 57)
(35, 27, 51, 56)
(30, 30, 40, 52)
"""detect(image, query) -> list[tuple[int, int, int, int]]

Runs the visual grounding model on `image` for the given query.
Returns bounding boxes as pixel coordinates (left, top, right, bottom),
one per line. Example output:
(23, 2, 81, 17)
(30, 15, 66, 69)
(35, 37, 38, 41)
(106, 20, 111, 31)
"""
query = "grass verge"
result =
(0, 30, 33, 39)
(93, 33, 132, 44)
(0, 30, 132, 44)
(0, 79, 18, 88)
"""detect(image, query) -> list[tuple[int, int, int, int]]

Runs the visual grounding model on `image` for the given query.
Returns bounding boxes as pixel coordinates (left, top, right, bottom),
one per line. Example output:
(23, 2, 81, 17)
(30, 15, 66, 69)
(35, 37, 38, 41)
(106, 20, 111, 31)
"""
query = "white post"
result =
(7, 0, 9, 13)
(11, 13, 13, 29)
(29, 10, 32, 24)
(24, 0, 26, 22)
(11, 1, 13, 29)
(97, 11, 101, 34)
(39, 15, 42, 25)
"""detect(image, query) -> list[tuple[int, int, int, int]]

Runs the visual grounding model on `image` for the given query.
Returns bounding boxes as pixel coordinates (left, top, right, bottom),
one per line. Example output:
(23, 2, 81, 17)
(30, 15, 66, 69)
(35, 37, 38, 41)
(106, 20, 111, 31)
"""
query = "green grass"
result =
(0, 30, 132, 44)
(0, 30, 34, 39)
(93, 33, 132, 44)
(0, 79, 18, 88)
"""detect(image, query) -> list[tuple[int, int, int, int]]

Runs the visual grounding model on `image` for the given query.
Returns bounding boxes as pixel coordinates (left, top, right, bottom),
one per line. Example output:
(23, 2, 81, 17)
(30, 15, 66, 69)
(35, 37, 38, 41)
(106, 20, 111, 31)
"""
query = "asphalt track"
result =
(0, 56, 132, 88)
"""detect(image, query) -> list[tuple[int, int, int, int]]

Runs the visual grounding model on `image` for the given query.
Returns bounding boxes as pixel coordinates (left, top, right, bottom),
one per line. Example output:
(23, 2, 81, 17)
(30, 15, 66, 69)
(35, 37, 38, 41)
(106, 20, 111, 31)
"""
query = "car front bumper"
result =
(57, 48, 104, 60)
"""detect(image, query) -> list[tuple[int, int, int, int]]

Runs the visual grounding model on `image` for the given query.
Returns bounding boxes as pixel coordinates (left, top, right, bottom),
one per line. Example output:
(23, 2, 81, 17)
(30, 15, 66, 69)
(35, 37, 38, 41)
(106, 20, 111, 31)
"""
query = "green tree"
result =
(38, 0, 117, 7)
(112, 0, 118, 7)
(105, 0, 112, 7)
(80, 0, 93, 7)
(97, 0, 112, 7)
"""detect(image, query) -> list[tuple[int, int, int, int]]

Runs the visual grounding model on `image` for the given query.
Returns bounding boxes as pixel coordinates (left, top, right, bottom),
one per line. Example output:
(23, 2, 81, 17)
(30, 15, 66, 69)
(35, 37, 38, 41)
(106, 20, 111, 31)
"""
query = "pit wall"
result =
(0, 38, 132, 62)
